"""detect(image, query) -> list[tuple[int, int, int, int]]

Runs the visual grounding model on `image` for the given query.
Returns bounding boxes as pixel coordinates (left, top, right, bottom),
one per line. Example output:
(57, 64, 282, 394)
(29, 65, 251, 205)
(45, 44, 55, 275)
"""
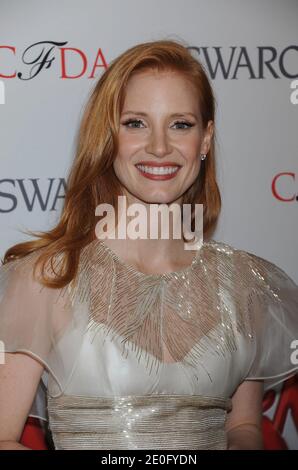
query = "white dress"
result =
(0, 238, 297, 449)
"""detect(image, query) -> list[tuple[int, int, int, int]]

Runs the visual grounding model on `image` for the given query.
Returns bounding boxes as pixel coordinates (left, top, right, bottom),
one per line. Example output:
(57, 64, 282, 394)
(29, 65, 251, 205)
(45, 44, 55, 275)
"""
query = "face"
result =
(113, 69, 214, 205)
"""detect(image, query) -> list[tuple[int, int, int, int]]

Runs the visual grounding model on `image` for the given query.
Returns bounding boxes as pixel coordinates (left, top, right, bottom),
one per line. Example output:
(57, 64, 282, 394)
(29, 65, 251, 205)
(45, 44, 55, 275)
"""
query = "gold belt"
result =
(47, 393, 232, 450)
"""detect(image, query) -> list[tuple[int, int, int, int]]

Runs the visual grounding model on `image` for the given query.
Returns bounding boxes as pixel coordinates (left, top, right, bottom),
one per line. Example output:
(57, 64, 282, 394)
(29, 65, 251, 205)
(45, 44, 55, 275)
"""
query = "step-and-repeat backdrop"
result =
(0, 0, 297, 450)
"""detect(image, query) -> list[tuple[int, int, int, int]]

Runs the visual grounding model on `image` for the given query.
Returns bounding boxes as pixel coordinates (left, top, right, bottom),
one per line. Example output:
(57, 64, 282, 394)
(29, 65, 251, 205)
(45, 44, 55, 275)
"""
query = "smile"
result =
(135, 164, 181, 180)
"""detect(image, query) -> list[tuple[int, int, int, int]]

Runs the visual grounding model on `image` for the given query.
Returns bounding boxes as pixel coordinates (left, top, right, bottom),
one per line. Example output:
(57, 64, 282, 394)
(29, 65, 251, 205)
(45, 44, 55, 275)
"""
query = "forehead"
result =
(122, 70, 199, 112)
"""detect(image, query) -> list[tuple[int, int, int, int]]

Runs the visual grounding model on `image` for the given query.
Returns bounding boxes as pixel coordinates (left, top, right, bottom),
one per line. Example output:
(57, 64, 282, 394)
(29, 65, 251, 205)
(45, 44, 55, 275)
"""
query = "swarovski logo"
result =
(0, 178, 66, 212)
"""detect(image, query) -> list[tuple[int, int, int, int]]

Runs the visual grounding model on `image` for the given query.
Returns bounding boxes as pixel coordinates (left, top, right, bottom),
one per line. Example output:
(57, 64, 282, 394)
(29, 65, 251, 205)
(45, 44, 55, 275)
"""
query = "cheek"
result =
(118, 131, 142, 155)
(113, 157, 128, 184)
(181, 148, 200, 170)
(178, 135, 201, 161)
(114, 135, 142, 175)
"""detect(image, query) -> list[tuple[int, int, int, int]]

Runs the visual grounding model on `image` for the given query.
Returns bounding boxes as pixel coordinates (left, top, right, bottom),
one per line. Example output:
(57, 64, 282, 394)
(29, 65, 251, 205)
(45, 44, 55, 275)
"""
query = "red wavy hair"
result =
(3, 38, 221, 288)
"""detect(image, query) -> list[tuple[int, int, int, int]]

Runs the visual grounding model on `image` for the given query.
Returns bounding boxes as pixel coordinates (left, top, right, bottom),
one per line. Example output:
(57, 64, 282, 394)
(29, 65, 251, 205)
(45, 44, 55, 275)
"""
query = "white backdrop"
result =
(0, 0, 297, 449)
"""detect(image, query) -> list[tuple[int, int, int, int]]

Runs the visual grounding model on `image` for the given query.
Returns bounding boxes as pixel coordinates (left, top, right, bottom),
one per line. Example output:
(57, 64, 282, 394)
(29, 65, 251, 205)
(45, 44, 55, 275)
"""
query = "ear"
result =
(200, 120, 214, 155)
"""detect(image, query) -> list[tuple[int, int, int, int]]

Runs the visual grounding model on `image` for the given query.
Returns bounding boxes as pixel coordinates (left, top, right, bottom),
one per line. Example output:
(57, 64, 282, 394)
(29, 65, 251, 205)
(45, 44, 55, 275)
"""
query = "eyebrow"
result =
(121, 111, 198, 120)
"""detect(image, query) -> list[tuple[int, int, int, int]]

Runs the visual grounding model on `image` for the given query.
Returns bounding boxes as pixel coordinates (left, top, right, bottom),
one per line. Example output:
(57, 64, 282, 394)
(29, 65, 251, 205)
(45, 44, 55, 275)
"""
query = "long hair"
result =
(2, 38, 221, 288)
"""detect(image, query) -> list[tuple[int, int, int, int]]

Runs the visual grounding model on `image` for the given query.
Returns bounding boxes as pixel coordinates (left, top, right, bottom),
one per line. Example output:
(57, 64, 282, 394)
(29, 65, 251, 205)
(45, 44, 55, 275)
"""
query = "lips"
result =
(135, 162, 181, 180)
(135, 161, 181, 167)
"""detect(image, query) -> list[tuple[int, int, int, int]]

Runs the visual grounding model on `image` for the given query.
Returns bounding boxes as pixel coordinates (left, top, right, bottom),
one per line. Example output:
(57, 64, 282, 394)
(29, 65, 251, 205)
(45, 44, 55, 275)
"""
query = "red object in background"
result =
(262, 376, 298, 450)
(20, 417, 48, 450)
(20, 377, 298, 450)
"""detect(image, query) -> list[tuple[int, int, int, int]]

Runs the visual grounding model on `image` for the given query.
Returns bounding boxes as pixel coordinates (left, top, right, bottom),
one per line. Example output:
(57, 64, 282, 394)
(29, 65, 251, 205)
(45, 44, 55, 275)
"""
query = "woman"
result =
(0, 39, 297, 450)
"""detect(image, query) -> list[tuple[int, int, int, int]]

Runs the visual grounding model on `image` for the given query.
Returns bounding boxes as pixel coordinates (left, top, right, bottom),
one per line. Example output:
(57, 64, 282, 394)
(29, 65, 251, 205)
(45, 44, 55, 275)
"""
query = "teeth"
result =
(136, 165, 179, 175)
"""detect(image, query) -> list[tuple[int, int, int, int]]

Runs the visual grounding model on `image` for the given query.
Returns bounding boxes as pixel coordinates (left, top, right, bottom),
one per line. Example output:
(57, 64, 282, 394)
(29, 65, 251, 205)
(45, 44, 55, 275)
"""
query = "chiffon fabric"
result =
(0, 238, 297, 449)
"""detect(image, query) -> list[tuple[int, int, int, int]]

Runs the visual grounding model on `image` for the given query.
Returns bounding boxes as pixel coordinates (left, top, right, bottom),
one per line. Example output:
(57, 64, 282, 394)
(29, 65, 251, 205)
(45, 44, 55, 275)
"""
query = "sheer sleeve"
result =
(0, 249, 89, 421)
(242, 251, 298, 391)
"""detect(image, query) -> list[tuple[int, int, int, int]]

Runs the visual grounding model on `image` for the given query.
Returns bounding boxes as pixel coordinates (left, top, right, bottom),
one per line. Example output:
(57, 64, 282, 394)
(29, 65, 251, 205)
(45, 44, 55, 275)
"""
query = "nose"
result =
(145, 126, 172, 158)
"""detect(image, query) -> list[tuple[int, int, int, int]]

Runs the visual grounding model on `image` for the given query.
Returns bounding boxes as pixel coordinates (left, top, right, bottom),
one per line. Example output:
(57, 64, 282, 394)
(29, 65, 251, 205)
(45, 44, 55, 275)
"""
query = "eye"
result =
(172, 121, 195, 130)
(122, 119, 145, 129)
(121, 119, 195, 130)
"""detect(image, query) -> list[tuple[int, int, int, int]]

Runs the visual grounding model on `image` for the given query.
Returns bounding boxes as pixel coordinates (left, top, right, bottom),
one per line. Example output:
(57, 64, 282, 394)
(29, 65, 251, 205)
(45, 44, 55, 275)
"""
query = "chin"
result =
(122, 183, 183, 205)
(137, 193, 181, 205)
